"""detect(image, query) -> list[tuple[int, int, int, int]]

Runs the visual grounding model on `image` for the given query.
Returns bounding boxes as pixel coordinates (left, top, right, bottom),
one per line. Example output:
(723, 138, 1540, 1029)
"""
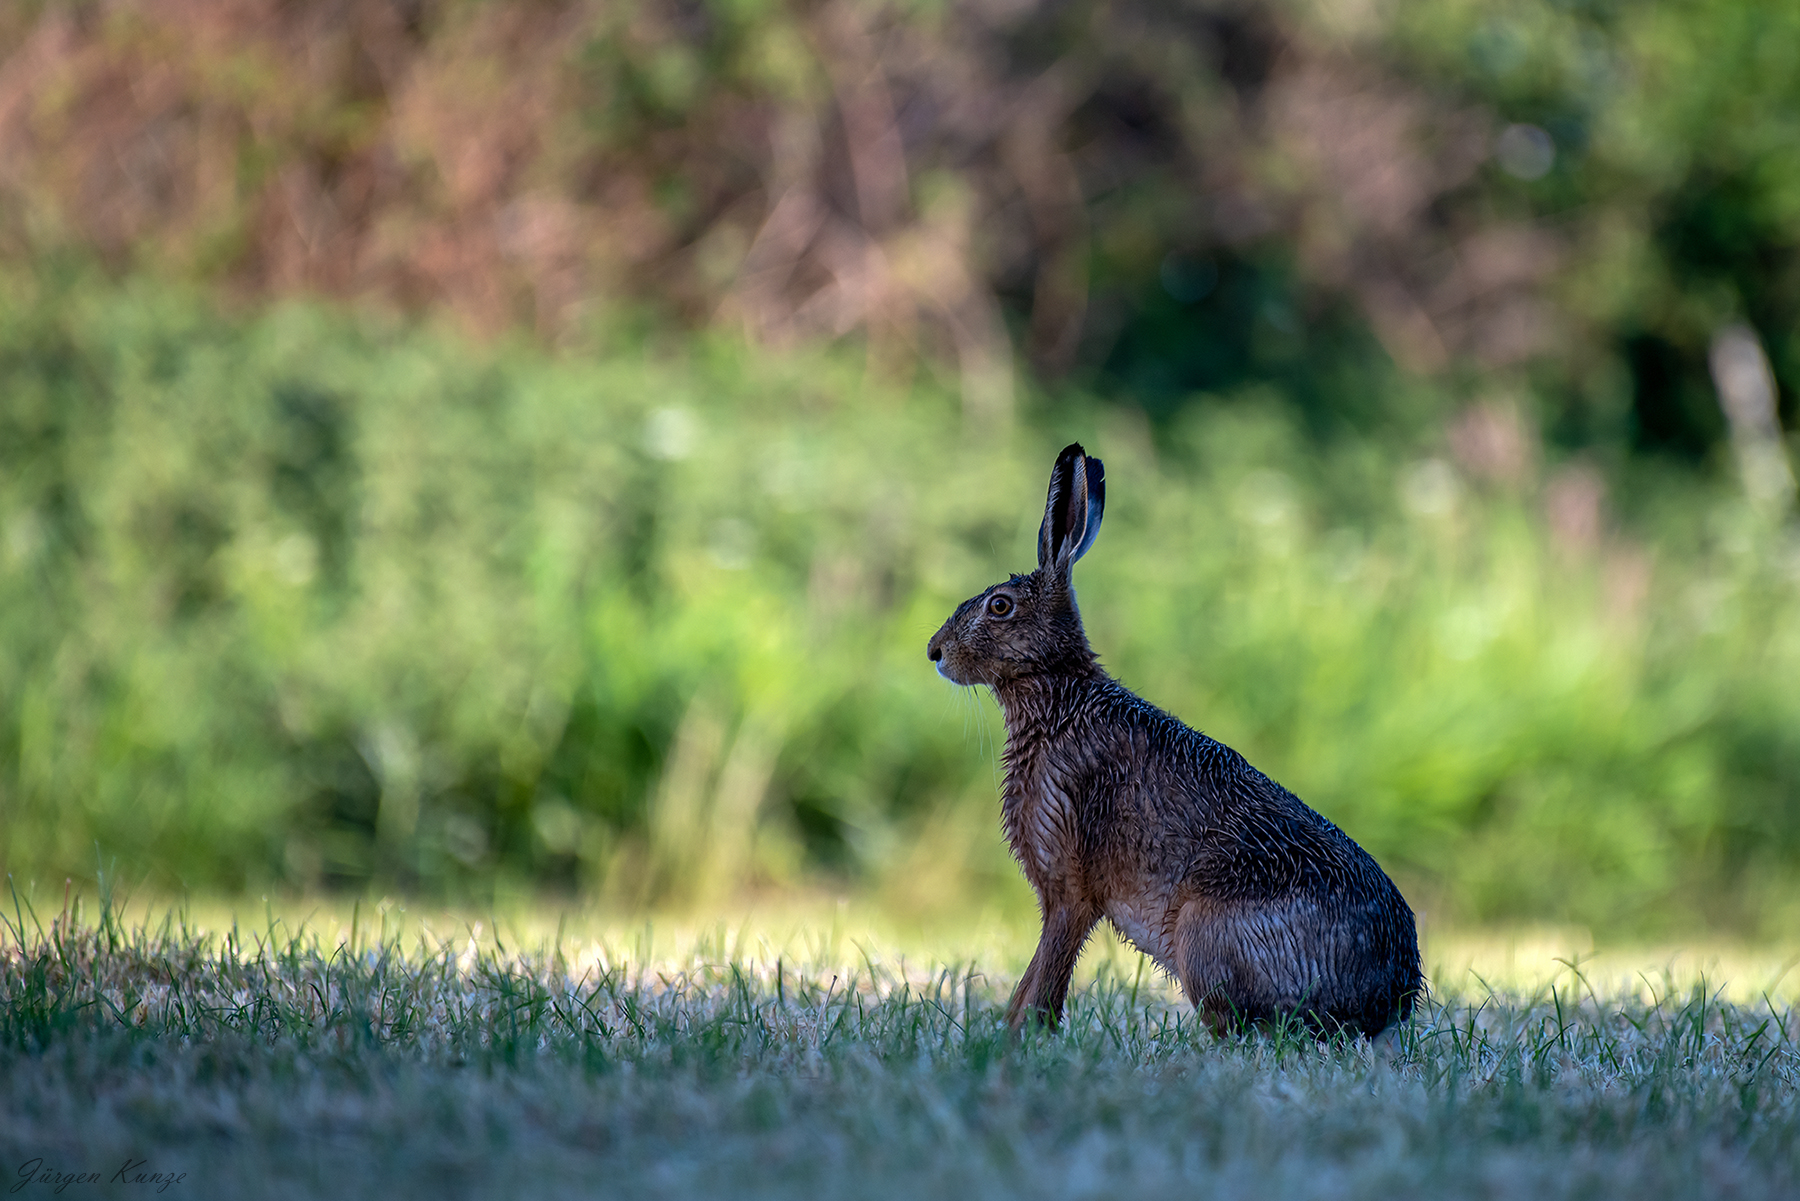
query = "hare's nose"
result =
(927, 635, 943, 662)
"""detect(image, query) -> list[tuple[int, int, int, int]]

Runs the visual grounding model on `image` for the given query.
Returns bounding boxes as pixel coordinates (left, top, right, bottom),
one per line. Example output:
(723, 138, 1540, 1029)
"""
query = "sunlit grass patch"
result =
(3, 894, 1797, 1199)
(103, 890, 1800, 1006)
(1422, 924, 1800, 1007)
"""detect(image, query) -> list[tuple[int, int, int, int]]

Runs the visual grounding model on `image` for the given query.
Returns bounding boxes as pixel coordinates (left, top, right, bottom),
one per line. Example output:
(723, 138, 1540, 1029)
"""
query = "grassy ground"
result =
(2, 893, 1796, 1200)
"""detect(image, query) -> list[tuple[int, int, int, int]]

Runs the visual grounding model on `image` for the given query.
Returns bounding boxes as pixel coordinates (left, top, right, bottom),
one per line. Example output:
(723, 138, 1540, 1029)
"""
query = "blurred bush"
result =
(2, 272, 1798, 936)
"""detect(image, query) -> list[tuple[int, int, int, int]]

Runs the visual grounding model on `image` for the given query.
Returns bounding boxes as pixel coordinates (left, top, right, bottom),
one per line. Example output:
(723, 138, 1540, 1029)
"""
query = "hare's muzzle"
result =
(926, 624, 966, 683)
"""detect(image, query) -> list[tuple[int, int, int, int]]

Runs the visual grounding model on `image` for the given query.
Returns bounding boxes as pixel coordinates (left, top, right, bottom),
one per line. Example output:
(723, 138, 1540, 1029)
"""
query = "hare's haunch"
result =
(928, 444, 1421, 1036)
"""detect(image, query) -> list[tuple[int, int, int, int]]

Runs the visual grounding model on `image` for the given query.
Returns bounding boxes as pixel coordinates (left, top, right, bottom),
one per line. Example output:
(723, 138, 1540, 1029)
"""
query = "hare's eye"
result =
(986, 594, 1014, 618)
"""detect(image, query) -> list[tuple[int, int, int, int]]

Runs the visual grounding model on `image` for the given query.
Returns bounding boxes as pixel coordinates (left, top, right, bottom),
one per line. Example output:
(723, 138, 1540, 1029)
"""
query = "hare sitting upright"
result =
(928, 443, 1420, 1037)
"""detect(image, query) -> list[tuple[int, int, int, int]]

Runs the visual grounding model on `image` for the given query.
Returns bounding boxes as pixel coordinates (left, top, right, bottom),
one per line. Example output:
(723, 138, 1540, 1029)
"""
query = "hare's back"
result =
(1090, 678, 1411, 916)
(1119, 704, 1402, 909)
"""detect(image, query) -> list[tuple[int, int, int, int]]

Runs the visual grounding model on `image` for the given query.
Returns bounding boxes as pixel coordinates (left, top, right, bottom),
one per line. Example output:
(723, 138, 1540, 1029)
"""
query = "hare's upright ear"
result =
(1037, 443, 1106, 572)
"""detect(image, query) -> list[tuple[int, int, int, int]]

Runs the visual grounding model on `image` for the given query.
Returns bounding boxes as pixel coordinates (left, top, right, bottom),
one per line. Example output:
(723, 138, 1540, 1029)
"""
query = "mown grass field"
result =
(3, 892, 1796, 1200)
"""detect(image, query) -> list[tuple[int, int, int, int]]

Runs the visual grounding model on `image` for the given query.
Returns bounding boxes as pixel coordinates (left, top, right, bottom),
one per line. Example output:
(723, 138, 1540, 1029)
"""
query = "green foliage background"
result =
(2, 269, 1797, 936)
(2, 0, 1800, 935)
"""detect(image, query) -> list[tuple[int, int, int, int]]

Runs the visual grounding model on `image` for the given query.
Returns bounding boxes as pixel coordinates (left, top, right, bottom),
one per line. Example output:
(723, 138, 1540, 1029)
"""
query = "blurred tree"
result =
(1, 0, 1795, 458)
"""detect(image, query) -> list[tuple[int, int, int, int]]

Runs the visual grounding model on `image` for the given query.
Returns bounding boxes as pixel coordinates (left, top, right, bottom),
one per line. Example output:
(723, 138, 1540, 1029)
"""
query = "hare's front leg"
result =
(1006, 902, 1099, 1029)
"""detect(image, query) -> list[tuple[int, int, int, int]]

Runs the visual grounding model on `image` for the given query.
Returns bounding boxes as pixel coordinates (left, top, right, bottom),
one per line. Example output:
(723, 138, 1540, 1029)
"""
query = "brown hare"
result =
(928, 443, 1421, 1037)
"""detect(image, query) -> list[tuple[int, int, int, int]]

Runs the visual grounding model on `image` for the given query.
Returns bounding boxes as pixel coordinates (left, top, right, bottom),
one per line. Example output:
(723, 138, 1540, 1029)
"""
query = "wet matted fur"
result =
(928, 444, 1421, 1037)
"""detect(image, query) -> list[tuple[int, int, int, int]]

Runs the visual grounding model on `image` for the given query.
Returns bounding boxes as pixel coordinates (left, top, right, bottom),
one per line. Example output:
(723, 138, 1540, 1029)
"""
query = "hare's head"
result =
(928, 443, 1105, 687)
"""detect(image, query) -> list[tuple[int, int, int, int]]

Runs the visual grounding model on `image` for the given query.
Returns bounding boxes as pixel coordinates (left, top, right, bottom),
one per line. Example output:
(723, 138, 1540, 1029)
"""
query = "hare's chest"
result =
(1002, 774, 1080, 886)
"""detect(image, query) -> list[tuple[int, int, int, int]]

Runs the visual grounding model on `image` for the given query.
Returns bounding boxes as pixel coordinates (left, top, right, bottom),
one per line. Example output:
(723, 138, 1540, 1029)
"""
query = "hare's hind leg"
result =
(1006, 902, 1099, 1030)
(1172, 898, 1289, 1035)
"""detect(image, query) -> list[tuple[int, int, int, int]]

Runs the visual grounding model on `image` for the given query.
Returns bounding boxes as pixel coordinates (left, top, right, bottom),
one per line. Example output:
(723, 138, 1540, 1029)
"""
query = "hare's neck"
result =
(993, 671, 1104, 759)
(992, 672, 1105, 871)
